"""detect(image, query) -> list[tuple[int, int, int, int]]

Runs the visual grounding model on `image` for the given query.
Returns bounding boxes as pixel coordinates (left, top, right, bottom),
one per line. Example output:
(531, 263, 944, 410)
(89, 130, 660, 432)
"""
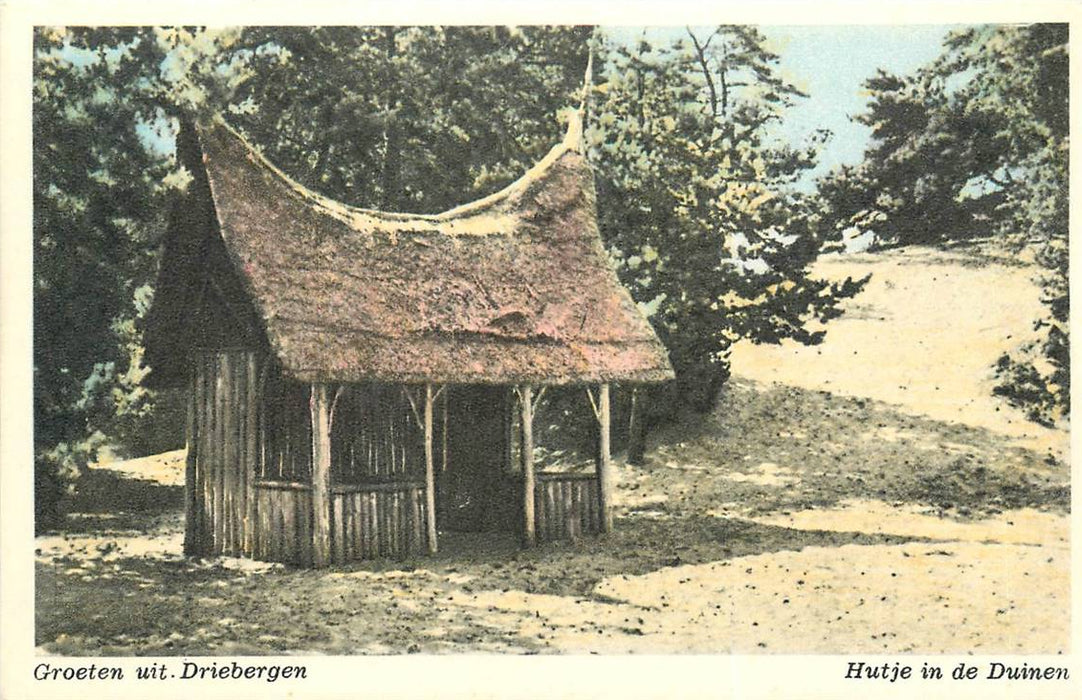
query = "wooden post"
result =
(521, 385, 536, 546)
(504, 388, 514, 473)
(441, 387, 449, 474)
(199, 355, 213, 554)
(598, 383, 613, 533)
(424, 383, 438, 554)
(183, 365, 197, 555)
(310, 383, 332, 567)
(627, 386, 646, 465)
(244, 354, 258, 556)
(214, 355, 226, 554)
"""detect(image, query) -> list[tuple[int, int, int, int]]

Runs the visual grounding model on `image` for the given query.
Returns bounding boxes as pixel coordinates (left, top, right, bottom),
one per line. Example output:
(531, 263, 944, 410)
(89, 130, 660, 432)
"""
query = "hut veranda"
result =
(145, 110, 673, 567)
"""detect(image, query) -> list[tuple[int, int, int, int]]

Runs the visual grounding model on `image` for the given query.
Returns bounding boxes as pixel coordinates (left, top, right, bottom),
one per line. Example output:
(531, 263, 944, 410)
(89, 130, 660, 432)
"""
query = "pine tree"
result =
(591, 27, 866, 413)
(819, 24, 1068, 425)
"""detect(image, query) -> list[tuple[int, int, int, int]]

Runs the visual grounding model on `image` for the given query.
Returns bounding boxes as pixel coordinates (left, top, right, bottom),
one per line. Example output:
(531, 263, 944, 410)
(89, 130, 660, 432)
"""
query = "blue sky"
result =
(762, 25, 955, 185)
(608, 25, 955, 188)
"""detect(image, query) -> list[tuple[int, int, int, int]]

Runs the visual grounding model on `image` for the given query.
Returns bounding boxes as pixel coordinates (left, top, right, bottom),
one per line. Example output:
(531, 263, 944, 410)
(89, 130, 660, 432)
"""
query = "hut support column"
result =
(183, 366, 197, 555)
(520, 385, 536, 547)
(424, 383, 438, 554)
(442, 388, 449, 475)
(596, 383, 613, 533)
(627, 386, 646, 465)
(310, 383, 332, 567)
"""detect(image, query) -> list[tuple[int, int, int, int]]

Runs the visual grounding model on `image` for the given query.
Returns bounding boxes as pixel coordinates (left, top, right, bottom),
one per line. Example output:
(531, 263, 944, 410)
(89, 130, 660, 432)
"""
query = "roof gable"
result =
(149, 115, 673, 386)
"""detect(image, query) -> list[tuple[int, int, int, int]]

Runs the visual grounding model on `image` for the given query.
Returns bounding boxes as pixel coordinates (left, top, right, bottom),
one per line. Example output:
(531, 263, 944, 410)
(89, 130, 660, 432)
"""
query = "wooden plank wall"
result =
(332, 384, 424, 483)
(248, 482, 425, 565)
(534, 473, 602, 543)
(186, 349, 260, 558)
(261, 369, 312, 482)
(187, 354, 430, 565)
(330, 483, 426, 563)
(251, 482, 314, 566)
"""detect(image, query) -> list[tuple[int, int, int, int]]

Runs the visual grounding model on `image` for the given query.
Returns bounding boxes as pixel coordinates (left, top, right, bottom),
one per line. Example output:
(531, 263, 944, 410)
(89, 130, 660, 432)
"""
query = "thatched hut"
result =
(145, 111, 673, 567)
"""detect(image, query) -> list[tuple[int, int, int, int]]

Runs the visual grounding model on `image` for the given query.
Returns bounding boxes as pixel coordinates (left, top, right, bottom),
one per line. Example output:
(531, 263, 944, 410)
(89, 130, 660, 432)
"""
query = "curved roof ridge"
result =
(438, 110, 585, 218)
(204, 113, 584, 237)
(149, 109, 674, 387)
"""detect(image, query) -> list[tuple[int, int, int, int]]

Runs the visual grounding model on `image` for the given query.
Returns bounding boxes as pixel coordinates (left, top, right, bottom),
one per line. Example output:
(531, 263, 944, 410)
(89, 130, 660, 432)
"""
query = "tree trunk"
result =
(379, 27, 400, 209)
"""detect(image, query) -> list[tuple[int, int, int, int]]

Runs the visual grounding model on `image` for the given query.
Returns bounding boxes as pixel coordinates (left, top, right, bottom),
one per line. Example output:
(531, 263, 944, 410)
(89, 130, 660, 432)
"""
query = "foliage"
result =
(33, 29, 172, 529)
(590, 27, 866, 412)
(819, 24, 1068, 424)
(31, 26, 591, 522)
(32, 27, 252, 526)
(32, 25, 866, 526)
(223, 27, 592, 212)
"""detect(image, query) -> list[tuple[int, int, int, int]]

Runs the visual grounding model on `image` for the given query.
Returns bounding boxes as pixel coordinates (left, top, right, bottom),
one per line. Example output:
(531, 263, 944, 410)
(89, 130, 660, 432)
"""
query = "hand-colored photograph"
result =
(30, 23, 1068, 660)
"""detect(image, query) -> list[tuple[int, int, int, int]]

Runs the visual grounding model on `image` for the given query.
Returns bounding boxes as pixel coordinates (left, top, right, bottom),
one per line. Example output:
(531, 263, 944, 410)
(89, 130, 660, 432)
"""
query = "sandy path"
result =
(590, 538, 1069, 654)
(570, 246, 1070, 654)
(751, 499, 1068, 547)
(38, 247, 1070, 656)
(730, 247, 1068, 457)
(37, 503, 1069, 655)
(446, 503, 1069, 654)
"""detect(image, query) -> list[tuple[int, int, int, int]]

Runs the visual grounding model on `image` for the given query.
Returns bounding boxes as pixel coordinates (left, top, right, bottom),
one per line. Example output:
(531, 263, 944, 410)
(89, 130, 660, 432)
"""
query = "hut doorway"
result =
(439, 385, 518, 534)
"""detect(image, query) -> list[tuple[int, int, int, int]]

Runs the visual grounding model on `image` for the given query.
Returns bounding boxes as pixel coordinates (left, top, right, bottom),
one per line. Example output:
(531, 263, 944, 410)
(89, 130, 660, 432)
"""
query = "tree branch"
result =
(687, 28, 719, 120)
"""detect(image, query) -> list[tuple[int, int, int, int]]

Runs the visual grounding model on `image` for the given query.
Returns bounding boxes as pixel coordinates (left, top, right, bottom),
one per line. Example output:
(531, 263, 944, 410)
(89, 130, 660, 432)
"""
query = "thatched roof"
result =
(147, 113, 673, 387)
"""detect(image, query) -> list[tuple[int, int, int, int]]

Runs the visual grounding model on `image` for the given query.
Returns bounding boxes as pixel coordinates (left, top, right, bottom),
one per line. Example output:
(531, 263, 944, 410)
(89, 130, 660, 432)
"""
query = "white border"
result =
(2, 2, 1080, 699)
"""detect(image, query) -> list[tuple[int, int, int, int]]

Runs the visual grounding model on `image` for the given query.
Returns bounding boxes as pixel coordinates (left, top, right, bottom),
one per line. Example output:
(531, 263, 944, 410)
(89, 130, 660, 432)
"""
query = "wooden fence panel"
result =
(328, 483, 426, 563)
(250, 482, 312, 566)
(534, 473, 602, 543)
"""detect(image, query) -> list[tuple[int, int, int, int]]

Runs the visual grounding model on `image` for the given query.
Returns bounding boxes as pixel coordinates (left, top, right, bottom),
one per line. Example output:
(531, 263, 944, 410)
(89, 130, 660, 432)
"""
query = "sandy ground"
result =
(36, 245, 1070, 655)
(731, 246, 1065, 457)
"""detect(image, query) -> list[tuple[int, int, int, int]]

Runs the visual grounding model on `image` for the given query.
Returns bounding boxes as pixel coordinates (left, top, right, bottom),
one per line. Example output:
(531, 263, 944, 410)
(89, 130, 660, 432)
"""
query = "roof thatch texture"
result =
(155, 115, 673, 386)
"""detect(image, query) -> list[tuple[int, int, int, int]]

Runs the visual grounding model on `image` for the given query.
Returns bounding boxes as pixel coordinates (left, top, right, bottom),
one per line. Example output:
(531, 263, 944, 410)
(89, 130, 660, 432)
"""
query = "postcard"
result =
(2, 2, 1079, 698)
